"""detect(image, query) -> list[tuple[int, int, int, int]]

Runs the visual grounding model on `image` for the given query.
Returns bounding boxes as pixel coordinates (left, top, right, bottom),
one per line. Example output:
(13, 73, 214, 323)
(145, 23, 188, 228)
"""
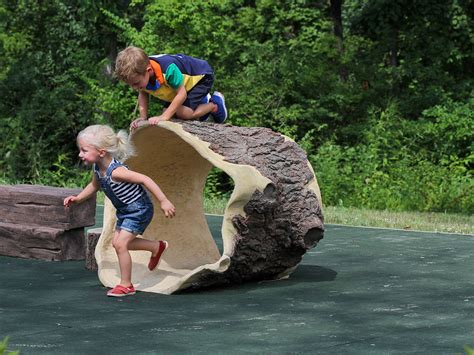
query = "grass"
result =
(203, 196, 229, 215)
(323, 206, 473, 235)
(201, 197, 473, 235)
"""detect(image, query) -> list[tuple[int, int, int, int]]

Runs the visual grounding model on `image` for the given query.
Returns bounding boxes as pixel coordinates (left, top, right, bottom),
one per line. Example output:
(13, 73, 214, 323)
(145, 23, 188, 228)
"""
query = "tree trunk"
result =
(330, 0, 348, 81)
(390, 28, 399, 68)
(330, 0, 344, 54)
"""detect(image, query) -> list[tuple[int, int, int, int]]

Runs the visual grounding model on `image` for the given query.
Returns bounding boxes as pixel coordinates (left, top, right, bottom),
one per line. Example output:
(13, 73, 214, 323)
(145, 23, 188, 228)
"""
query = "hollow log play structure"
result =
(97, 121, 324, 294)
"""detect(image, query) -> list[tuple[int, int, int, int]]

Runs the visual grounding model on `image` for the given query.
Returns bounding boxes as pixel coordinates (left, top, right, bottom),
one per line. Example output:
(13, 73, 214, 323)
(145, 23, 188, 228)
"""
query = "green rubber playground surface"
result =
(1, 213, 473, 354)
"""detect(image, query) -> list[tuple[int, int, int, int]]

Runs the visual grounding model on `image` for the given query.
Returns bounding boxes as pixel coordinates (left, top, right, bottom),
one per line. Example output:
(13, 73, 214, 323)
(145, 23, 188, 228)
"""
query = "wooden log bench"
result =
(0, 184, 96, 261)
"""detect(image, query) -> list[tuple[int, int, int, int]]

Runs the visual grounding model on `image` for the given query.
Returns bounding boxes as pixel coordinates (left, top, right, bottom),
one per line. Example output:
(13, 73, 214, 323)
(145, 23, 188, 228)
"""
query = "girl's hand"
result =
(160, 199, 176, 218)
(64, 195, 78, 207)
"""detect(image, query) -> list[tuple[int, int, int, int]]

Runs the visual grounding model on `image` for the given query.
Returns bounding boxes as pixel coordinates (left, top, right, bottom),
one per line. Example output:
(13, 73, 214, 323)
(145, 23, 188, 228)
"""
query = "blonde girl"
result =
(64, 124, 175, 297)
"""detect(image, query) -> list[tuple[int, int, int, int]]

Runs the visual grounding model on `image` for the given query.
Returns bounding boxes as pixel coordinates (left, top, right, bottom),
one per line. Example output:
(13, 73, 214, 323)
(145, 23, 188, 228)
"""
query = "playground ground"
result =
(1, 211, 473, 354)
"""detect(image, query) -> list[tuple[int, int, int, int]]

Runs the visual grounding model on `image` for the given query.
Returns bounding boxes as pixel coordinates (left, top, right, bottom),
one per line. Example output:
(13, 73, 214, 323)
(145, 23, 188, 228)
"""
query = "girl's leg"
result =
(128, 237, 168, 271)
(128, 237, 162, 255)
(112, 229, 137, 287)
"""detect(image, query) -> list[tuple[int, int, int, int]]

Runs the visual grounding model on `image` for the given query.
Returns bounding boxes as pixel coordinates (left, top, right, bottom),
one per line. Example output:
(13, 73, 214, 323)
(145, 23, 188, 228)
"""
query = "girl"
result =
(64, 124, 175, 297)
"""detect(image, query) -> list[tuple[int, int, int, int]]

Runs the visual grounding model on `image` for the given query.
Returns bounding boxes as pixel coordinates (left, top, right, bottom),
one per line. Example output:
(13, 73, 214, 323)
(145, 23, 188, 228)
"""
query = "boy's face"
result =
(127, 65, 153, 91)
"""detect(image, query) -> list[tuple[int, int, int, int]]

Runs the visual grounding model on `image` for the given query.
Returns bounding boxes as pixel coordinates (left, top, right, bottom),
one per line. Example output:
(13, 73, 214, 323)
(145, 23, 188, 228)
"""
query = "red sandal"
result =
(148, 241, 168, 271)
(107, 284, 136, 297)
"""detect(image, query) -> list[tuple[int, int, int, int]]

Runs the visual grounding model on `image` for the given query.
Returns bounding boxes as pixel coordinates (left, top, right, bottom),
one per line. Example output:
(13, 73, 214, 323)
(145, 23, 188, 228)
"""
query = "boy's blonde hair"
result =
(77, 125, 135, 161)
(115, 46, 150, 82)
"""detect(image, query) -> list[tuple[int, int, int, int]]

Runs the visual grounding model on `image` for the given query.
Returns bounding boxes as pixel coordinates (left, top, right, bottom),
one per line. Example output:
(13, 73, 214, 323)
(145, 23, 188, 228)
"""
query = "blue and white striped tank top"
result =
(95, 158, 145, 205)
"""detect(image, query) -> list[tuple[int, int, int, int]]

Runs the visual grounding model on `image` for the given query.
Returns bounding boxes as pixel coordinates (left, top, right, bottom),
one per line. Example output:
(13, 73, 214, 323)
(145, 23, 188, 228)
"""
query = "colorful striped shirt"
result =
(144, 54, 213, 102)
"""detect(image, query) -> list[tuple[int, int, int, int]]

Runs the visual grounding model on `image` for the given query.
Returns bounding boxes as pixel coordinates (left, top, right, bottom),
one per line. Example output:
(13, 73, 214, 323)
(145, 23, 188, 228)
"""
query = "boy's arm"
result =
(64, 176, 100, 207)
(138, 91, 149, 119)
(149, 85, 187, 124)
(112, 167, 176, 218)
(131, 91, 149, 129)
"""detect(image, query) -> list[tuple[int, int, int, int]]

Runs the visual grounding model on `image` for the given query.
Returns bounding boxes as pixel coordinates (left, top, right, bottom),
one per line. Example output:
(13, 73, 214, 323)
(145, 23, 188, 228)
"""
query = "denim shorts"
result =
(115, 196, 154, 235)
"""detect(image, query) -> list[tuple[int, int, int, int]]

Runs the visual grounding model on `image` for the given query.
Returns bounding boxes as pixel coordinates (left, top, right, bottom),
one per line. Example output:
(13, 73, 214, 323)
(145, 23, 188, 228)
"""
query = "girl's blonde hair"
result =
(77, 124, 135, 161)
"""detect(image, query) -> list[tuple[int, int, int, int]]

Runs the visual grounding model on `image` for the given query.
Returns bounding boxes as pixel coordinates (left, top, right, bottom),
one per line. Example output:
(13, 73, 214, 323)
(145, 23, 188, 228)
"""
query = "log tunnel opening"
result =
(96, 124, 245, 293)
(203, 167, 234, 254)
(125, 126, 225, 270)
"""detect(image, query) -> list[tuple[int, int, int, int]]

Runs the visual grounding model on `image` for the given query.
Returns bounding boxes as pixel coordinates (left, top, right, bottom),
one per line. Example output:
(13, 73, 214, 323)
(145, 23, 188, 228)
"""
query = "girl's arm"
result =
(112, 167, 176, 218)
(64, 176, 100, 207)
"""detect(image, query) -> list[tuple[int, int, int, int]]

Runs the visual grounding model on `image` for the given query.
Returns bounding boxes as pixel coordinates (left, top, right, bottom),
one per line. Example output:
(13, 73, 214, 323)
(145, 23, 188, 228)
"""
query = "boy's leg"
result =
(175, 74, 216, 121)
(175, 101, 215, 120)
(176, 90, 228, 123)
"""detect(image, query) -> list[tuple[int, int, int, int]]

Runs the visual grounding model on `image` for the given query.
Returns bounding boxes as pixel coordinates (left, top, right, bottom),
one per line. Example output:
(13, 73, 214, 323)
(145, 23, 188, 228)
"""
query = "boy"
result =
(115, 46, 227, 128)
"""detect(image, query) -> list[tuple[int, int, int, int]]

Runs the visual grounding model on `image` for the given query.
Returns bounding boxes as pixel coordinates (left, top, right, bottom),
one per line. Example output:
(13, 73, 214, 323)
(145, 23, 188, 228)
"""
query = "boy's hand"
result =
(64, 195, 78, 207)
(148, 116, 165, 125)
(160, 199, 176, 218)
(130, 117, 146, 130)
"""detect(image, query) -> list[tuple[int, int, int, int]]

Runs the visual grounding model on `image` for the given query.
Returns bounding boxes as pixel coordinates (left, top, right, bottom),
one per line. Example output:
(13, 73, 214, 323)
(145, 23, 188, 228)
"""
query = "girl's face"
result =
(77, 138, 104, 165)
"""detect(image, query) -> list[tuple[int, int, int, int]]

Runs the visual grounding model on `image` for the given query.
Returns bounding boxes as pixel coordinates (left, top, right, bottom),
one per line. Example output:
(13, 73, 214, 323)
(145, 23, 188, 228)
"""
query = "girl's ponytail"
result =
(115, 129, 136, 160)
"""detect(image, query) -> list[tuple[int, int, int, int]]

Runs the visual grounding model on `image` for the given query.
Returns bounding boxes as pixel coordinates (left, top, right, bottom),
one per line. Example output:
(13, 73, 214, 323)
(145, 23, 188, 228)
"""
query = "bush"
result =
(312, 101, 473, 214)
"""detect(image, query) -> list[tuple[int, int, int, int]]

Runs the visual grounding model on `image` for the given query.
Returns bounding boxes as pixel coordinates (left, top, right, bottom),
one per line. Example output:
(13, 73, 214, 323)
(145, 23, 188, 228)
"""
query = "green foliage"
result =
(79, 75, 137, 127)
(0, 0, 472, 214)
(465, 345, 474, 355)
(204, 168, 233, 200)
(0, 337, 19, 355)
(33, 154, 92, 188)
(346, 0, 473, 117)
(422, 98, 474, 165)
(0, 0, 108, 182)
(313, 101, 473, 213)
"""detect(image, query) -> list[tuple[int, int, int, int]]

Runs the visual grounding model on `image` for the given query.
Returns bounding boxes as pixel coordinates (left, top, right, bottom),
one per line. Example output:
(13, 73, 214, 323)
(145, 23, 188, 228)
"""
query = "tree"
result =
(0, 0, 123, 181)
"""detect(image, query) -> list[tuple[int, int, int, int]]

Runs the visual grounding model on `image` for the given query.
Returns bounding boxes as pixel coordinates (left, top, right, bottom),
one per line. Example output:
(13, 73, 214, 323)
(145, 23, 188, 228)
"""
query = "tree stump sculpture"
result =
(96, 121, 324, 294)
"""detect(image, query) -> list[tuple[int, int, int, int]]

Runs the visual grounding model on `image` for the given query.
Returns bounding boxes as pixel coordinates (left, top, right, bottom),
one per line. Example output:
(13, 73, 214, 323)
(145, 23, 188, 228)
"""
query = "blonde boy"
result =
(115, 46, 227, 127)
